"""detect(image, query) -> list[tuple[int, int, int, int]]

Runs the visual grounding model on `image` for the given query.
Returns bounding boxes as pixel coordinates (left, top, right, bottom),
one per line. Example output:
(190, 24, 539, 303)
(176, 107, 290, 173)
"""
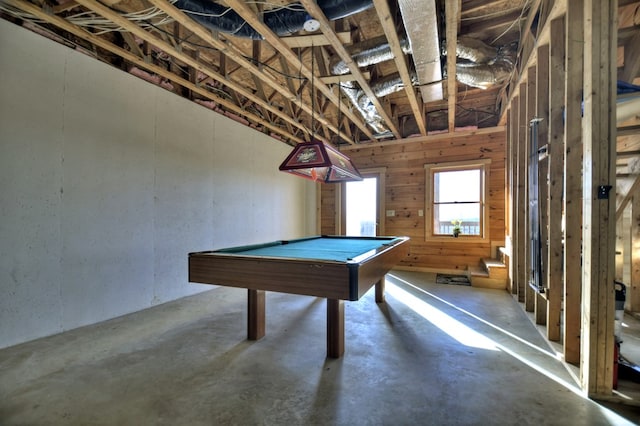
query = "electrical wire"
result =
(63, 4, 175, 35)
(0, 2, 308, 82)
(0, 4, 47, 23)
(246, 1, 307, 12)
(177, 1, 305, 18)
(460, 6, 523, 22)
(491, 0, 531, 44)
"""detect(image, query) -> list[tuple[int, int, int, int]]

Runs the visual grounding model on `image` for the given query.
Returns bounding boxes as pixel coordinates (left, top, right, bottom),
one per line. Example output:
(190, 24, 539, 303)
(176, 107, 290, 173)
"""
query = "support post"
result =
(564, 0, 584, 365)
(580, 0, 617, 396)
(547, 17, 565, 342)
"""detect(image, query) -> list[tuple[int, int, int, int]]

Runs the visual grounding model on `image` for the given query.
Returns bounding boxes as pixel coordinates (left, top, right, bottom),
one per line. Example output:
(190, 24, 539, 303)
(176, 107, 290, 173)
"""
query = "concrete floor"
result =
(1, 270, 639, 425)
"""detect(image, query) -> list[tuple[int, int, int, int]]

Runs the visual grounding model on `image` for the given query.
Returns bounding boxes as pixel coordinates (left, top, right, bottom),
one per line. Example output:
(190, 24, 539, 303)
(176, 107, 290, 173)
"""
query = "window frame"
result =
(424, 159, 491, 241)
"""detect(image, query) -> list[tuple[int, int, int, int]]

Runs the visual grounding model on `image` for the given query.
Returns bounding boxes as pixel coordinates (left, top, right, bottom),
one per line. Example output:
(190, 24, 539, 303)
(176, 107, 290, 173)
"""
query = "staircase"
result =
(469, 249, 508, 289)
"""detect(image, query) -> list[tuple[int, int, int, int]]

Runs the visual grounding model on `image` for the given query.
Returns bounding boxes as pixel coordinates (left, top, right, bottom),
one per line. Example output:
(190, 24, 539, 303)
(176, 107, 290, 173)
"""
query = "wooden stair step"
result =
(482, 258, 506, 268)
(481, 258, 508, 279)
(469, 261, 507, 290)
(469, 265, 489, 277)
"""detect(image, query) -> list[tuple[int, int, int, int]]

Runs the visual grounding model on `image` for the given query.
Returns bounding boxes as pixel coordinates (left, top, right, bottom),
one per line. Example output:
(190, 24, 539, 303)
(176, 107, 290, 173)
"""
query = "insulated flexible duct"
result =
(340, 82, 389, 135)
(338, 73, 416, 136)
(453, 40, 516, 90)
(174, 0, 373, 39)
(454, 36, 498, 64)
(329, 37, 412, 136)
(330, 35, 411, 75)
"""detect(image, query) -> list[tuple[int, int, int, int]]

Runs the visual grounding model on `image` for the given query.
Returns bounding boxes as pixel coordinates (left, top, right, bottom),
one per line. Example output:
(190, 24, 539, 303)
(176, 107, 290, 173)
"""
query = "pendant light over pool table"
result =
(279, 45, 362, 183)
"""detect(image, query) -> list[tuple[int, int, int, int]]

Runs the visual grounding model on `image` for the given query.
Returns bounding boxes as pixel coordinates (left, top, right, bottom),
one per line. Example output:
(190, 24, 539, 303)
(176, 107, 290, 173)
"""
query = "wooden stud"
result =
(517, 83, 528, 303)
(525, 67, 536, 313)
(536, 45, 550, 326)
(509, 99, 520, 295)
(505, 109, 513, 291)
(563, 0, 584, 366)
(580, 0, 617, 396)
(547, 17, 565, 342)
(373, 0, 427, 135)
(445, 0, 460, 133)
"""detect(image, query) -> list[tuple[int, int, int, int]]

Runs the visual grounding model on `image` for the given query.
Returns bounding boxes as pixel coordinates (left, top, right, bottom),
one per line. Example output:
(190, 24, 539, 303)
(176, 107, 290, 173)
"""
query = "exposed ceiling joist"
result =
(0, 0, 543, 143)
(446, 0, 461, 132)
(373, 0, 426, 135)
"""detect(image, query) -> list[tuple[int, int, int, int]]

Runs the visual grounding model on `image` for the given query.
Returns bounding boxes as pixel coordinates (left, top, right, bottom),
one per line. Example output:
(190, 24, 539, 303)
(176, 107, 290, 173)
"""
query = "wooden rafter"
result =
(372, 0, 426, 136)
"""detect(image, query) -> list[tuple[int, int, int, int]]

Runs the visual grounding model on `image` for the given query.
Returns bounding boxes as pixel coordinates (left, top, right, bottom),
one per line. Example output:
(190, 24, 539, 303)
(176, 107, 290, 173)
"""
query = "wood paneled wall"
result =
(320, 128, 506, 272)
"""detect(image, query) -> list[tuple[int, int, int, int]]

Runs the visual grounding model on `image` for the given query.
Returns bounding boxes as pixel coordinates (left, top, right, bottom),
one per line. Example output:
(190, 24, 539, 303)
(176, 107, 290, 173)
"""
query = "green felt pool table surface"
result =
(216, 236, 402, 262)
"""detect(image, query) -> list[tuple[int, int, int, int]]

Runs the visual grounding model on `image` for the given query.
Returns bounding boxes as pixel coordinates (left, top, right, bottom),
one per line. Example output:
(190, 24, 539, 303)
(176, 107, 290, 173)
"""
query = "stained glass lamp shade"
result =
(279, 140, 363, 183)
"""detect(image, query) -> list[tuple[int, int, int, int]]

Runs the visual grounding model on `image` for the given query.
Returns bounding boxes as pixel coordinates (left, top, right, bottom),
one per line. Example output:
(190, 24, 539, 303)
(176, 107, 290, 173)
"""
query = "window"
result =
(425, 159, 490, 239)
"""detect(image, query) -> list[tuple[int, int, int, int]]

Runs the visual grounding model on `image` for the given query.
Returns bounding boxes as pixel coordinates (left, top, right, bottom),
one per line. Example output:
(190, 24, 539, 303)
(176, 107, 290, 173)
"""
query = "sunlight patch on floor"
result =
(385, 274, 586, 398)
(388, 273, 561, 360)
(385, 281, 498, 351)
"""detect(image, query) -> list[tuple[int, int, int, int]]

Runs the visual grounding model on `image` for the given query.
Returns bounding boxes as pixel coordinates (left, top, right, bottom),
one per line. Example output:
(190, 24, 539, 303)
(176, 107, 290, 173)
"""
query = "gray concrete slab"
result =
(1, 271, 638, 425)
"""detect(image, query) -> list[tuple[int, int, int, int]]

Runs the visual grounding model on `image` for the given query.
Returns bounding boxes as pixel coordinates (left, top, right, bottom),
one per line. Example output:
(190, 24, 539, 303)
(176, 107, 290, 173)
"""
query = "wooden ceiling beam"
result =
(446, 0, 461, 132)
(373, 0, 426, 135)
(281, 32, 352, 48)
(251, 40, 268, 101)
(319, 73, 370, 84)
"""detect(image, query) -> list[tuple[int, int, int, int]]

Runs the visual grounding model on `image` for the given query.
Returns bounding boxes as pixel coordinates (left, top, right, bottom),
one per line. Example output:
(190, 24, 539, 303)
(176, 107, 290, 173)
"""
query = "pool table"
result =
(188, 235, 410, 358)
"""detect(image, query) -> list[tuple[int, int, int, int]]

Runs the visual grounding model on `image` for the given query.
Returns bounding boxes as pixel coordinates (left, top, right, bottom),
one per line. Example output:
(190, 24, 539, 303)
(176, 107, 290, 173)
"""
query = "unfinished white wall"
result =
(0, 19, 315, 349)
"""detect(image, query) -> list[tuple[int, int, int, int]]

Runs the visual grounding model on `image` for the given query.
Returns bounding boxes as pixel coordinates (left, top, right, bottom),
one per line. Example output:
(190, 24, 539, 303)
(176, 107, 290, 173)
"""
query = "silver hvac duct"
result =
(398, 0, 442, 102)
(338, 72, 417, 136)
(330, 37, 413, 136)
(372, 72, 418, 98)
(335, 34, 516, 135)
(330, 35, 411, 76)
(455, 36, 498, 64)
(451, 39, 517, 90)
(340, 82, 389, 135)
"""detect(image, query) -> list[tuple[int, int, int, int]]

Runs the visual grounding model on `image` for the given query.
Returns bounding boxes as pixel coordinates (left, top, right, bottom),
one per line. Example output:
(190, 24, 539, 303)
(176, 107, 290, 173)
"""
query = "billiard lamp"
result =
(279, 140, 363, 183)
(280, 43, 362, 183)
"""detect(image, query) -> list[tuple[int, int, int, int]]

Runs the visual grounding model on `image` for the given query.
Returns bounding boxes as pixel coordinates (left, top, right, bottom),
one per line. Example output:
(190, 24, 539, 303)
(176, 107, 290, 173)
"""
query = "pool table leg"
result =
(248, 289, 265, 340)
(327, 299, 344, 358)
(375, 277, 385, 303)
